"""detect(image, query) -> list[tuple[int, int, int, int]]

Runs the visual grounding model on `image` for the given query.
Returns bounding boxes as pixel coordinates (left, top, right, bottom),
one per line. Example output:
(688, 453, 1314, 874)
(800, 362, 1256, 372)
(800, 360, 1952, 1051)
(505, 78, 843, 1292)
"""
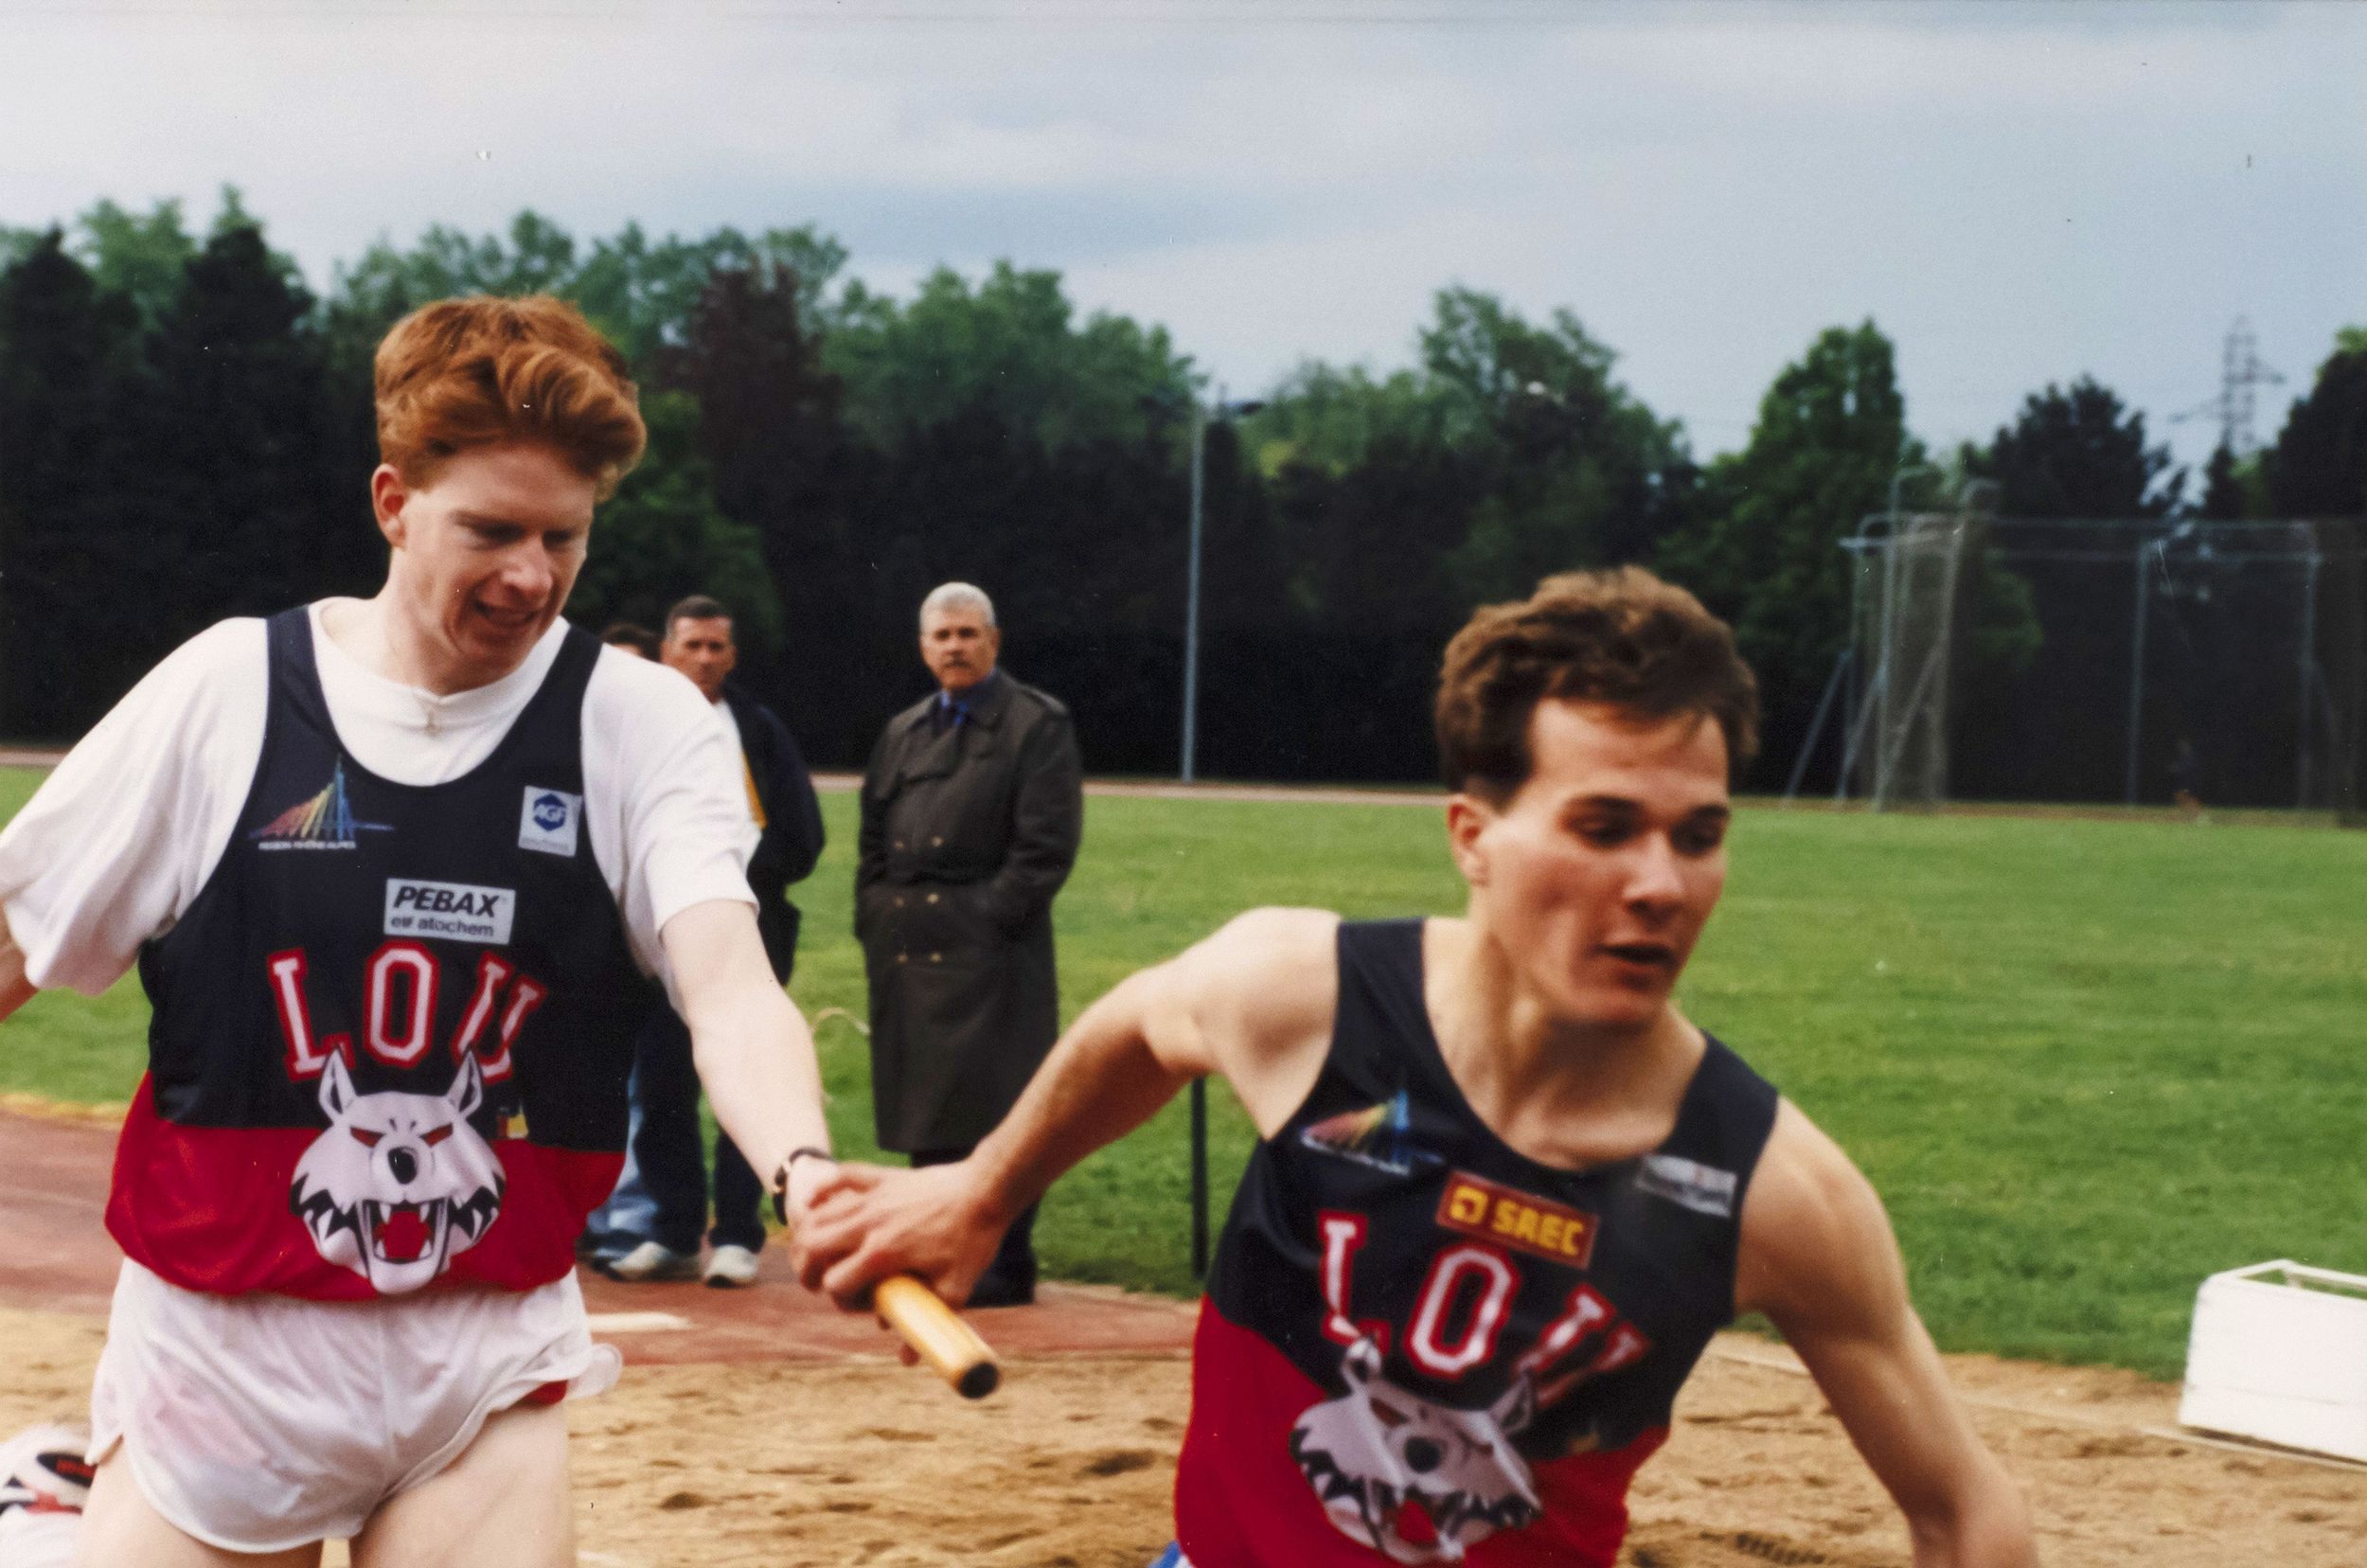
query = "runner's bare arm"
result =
(662, 898, 836, 1215)
(1736, 1102, 2037, 1567)
(0, 906, 30, 1023)
(794, 906, 1340, 1307)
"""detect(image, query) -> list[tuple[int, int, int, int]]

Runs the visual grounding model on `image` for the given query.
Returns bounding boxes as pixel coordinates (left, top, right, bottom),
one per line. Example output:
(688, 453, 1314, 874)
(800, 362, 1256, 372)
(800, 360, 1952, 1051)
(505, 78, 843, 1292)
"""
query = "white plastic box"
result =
(2179, 1259, 2367, 1462)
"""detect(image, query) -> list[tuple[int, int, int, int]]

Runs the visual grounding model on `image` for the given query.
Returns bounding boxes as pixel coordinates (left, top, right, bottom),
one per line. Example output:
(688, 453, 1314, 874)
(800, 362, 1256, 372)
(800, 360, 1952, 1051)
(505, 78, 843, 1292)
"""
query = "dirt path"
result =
(6, 1111, 2363, 1564)
(4, 1302, 2361, 1566)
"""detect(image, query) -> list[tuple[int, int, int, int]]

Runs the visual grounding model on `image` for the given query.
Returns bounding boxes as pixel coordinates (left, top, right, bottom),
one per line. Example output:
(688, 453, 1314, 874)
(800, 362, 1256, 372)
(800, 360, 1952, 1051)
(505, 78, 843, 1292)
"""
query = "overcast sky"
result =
(5, 0, 2360, 472)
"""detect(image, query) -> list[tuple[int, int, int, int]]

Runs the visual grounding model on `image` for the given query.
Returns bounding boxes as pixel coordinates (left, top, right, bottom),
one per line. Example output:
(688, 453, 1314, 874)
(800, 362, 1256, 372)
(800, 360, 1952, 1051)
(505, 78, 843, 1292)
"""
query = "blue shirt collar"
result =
(936, 670, 1000, 714)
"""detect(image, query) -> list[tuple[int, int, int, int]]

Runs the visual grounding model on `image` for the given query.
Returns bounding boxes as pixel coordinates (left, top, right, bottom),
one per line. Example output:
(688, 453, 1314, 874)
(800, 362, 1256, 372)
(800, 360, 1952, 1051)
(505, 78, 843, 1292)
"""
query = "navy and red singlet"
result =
(109, 609, 656, 1301)
(1176, 918, 1780, 1567)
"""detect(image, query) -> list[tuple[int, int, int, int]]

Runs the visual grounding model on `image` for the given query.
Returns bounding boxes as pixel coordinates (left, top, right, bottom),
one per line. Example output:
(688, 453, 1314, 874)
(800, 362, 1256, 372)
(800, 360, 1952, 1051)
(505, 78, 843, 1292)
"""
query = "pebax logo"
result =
(383, 879, 516, 945)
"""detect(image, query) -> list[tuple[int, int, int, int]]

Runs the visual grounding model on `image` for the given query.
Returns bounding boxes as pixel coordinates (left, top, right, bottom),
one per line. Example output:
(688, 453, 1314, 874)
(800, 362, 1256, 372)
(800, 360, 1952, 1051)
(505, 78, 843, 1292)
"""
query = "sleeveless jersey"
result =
(106, 609, 658, 1301)
(1176, 919, 1780, 1567)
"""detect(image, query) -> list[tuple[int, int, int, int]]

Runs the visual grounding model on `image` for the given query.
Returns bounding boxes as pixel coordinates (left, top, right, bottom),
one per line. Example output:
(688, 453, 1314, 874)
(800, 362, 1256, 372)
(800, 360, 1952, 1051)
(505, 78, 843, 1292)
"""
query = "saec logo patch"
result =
(1435, 1171, 1599, 1268)
(518, 787, 581, 857)
(384, 879, 516, 944)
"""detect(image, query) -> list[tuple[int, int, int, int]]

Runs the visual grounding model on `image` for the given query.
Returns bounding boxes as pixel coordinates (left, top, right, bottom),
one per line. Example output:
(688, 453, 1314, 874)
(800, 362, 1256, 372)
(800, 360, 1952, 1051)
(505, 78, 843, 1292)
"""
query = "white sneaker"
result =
(703, 1243, 761, 1289)
(602, 1241, 698, 1283)
(0, 1419, 91, 1512)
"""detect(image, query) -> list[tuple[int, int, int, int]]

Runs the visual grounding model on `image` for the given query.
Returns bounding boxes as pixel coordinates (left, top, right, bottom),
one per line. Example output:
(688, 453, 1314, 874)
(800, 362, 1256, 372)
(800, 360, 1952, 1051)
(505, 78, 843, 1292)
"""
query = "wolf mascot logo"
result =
(290, 1053, 506, 1293)
(1288, 1338, 1541, 1564)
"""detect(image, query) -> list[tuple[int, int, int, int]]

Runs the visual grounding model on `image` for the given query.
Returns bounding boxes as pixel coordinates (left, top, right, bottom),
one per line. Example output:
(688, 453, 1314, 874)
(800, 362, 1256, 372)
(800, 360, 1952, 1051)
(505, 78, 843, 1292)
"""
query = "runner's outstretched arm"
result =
(1738, 1103, 2038, 1567)
(663, 898, 838, 1217)
(0, 908, 31, 1024)
(794, 906, 1338, 1308)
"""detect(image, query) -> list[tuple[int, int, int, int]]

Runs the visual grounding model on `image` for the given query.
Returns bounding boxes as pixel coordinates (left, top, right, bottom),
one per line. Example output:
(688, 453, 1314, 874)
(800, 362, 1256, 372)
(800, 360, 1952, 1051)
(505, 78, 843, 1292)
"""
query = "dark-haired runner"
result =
(801, 568, 2035, 1567)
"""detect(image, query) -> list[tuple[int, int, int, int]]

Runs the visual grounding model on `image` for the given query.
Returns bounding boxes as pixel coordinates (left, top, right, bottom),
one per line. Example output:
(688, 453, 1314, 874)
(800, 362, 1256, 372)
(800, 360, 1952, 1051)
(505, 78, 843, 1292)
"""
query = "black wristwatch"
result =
(771, 1145, 834, 1223)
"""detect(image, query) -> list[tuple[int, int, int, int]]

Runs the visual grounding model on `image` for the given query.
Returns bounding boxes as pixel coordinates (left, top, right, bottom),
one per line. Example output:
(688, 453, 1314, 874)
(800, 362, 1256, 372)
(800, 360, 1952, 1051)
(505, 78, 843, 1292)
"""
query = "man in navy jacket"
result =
(593, 596, 826, 1286)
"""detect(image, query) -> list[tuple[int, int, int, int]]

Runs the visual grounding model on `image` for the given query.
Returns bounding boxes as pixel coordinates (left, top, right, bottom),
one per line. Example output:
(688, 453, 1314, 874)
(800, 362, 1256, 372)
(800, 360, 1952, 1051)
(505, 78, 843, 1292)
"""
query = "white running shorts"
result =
(88, 1261, 620, 1553)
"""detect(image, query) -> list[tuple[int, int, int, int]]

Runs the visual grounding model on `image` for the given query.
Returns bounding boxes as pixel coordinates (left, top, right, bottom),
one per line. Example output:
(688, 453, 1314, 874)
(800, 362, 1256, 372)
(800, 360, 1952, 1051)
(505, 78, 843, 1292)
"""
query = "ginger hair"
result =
(374, 295, 645, 498)
(1435, 567, 1759, 800)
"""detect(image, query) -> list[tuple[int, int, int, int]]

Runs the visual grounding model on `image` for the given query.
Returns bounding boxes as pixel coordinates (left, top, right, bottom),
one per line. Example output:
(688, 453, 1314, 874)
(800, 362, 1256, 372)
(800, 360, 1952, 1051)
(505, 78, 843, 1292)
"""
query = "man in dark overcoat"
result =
(857, 581, 1083, 1305)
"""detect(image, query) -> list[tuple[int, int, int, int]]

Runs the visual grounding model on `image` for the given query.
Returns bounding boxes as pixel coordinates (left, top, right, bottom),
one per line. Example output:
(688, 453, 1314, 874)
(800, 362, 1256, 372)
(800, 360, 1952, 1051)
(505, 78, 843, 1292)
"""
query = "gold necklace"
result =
(374, 613, 449, 737)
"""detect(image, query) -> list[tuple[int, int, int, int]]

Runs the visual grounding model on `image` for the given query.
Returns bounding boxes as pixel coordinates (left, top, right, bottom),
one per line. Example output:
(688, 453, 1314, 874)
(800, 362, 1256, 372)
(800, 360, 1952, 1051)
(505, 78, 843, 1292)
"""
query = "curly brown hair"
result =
(374, 295, 646, 498)
(1435, 567, 1758, 800)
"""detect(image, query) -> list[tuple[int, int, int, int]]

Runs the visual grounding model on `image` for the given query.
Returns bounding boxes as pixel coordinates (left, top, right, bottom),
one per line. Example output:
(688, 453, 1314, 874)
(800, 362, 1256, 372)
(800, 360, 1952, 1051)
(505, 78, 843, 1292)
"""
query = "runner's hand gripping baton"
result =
(875, 1275, 1001, 1399)
(776, 1149, 999, 1398)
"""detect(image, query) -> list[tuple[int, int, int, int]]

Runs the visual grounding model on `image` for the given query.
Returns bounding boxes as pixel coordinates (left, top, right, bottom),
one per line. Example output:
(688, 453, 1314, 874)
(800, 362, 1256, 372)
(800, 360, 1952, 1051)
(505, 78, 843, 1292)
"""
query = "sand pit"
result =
(5, 1304, 2362, 1566)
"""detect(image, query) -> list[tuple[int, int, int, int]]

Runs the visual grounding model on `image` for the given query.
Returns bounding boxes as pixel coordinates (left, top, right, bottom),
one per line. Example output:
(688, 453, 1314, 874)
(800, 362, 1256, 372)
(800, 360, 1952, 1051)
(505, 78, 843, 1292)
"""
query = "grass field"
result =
(3, 764, 2361, 1380)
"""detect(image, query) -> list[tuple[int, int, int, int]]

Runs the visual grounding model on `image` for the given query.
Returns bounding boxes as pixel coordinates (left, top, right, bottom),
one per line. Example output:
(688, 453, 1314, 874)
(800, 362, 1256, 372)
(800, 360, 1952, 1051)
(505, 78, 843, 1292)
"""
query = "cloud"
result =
(1, 0, 2357, 467)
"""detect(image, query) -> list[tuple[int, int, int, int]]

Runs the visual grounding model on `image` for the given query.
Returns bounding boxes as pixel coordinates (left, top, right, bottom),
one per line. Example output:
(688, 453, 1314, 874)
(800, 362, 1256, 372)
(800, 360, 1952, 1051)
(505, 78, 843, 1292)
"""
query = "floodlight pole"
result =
(2123, 538, 2155, 806)
(1184, 401, 1210, 1275)
(1189, 1070, 1211, 1277)
(1183, 406, 1207, 786)
(1178, 390, 1262, 1277)
(2298, 535, 2322, 810)
(1180, 392, 1264, 787)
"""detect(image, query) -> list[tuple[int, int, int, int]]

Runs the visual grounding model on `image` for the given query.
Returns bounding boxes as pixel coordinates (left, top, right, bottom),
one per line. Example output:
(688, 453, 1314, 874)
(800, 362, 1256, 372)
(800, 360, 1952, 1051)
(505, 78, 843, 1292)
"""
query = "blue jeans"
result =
(584, 1005, 767, 1257)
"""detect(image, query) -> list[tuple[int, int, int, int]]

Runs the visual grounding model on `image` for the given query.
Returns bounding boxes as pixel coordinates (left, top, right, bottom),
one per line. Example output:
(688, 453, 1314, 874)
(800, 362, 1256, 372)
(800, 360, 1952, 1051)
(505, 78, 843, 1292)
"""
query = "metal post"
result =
(1864, 466, 1932, 811)
(2297, 536, 2322, 810)
(1836, 552, 1860, 804)
(2123, 539, 2152, 805)
(1785, 650, 1851, 804)
(1189, 1078, 1210, 1277)
(1837, 519, 1888, 804)
(1183, 395, 1219, 1276)
(1925, 520, 1967, 802)
(1871, 520, 1906, 811)
(1838, 659, 1889, 794)
(1181, 405, 1206, 785)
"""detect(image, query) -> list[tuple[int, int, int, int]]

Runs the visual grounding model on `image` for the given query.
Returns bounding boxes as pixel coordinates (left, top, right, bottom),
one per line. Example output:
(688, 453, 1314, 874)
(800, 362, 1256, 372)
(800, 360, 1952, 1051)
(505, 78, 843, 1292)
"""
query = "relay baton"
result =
(875, 1274, 1001, 1399)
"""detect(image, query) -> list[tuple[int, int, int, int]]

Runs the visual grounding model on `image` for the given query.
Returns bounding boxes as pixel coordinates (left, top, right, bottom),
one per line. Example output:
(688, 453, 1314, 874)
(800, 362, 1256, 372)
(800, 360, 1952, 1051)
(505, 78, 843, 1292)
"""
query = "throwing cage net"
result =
(1794, 511, 2365, 815)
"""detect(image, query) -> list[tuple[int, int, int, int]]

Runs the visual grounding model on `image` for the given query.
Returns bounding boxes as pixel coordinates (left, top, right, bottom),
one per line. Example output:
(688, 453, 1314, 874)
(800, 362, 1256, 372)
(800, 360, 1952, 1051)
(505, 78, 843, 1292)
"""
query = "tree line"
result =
(2, 194, 2362, 798)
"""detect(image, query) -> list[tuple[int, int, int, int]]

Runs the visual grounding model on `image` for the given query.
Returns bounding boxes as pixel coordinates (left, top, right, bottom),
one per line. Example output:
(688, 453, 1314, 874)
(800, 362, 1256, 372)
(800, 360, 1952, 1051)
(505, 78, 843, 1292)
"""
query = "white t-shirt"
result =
(0, 601, 757, 1006)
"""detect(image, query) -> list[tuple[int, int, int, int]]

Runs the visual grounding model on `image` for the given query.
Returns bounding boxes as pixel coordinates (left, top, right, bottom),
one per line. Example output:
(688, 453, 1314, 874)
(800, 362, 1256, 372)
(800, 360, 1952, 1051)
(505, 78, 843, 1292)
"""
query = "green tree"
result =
(651, 260, 851, 705)
(320, 212, 852, 383)
(827, 261, 1195, 452)
(1983, 376, 2181, 519)
(2197, 441, 2270, 521)
(1249, 288, 1693, 611)
(569, 390, 778, 646)
(1662, 322, 1917, 759)
(0, 232, 146, 734)
(1425, 288, 1698, 594)
(1240, 362, 1444, 477)
(319, 211, 585, 385)
(73, 197, 198, 331)
(573, 222, 847, 367)
(142, 210, 372, 632)
(2265, 332, 2367, 517)
(0, 226, 42, 276)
